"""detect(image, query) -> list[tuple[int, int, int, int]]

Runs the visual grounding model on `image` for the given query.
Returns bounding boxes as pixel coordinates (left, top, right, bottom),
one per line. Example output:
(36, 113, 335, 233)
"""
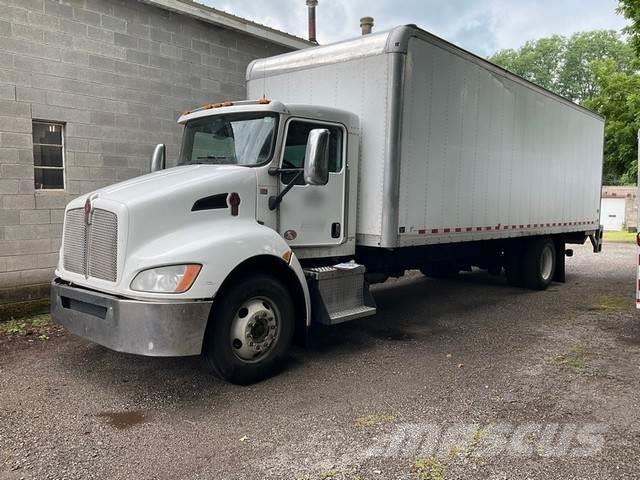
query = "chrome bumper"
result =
(50, 279, 212, 357)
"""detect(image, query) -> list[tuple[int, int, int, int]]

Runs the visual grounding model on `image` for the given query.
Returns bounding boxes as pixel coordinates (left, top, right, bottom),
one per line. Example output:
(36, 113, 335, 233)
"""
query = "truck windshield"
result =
(178, 113, 278, 166)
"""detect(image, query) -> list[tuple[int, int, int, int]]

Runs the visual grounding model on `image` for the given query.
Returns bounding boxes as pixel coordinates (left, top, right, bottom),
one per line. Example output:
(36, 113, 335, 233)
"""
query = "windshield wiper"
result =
(197, 155, 231, 160)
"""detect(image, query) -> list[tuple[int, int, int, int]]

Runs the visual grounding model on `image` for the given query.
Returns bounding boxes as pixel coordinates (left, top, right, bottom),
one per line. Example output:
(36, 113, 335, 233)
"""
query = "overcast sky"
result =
(200, 0, 628, 57)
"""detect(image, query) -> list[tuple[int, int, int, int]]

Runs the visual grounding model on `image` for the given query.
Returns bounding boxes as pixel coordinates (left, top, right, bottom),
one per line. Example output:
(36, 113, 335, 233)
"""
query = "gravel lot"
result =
(1, 242, 639, 480)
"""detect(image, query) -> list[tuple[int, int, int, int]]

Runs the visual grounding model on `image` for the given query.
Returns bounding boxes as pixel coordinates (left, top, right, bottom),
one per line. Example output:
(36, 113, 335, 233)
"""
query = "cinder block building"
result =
(0, 0, 310, 308)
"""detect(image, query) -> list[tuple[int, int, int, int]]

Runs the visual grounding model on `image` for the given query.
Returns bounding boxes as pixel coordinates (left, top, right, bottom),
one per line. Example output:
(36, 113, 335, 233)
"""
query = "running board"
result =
(304, 264, 377, 325)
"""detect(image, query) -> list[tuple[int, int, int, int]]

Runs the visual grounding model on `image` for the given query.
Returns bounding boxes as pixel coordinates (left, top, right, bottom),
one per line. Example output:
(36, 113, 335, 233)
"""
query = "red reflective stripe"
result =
(418, 229, 426, 235)
(444, 228, 451, 233)
(455, 228, 462, 233)
(431, 229, 439, 234)
(466, 227, 473, 232)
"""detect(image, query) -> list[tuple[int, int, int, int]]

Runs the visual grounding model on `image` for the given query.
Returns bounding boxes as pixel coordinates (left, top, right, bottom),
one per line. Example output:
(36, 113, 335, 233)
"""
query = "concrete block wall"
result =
(0, 0, 291, 305)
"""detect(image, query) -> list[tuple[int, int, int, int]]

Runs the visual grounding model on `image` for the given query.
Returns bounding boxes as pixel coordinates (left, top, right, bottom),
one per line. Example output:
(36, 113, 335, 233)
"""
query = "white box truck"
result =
(52, 26, 604, 384)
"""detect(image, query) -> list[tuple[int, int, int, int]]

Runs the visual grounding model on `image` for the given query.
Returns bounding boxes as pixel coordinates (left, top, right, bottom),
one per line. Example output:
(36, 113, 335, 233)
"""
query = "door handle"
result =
(331, 223, 341, 239)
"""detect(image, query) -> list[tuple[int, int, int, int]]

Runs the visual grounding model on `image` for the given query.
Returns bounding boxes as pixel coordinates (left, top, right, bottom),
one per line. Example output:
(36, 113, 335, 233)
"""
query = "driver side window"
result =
(282, 120, 343, 184)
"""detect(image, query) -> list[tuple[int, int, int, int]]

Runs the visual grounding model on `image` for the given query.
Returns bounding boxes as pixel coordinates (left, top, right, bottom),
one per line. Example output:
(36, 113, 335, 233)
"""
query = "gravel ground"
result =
(1, 242, 639, 480)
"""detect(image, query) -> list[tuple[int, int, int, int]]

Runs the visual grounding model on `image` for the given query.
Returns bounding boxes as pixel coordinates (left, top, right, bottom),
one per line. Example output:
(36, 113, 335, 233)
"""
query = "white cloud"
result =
(201, 0, 628, 56)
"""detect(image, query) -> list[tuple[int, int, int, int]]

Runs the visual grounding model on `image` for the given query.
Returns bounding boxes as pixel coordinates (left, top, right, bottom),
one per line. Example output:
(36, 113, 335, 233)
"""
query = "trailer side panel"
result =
(395, 36, 604, 247)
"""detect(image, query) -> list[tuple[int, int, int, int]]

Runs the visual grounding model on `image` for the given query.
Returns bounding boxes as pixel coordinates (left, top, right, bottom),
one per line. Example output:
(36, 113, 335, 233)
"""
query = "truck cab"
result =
(51, 99, 373, 385)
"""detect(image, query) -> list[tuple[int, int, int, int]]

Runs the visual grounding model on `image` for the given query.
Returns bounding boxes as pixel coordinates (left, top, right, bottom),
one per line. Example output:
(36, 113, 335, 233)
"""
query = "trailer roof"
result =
(247, 25, 604, 122)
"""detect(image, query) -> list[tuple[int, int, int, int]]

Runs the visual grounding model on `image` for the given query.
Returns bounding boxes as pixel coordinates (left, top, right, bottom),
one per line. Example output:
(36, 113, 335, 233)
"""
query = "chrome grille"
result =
(63, 209, 86, 275)
(87, 209, 118, 282)
(62, 207, 118, 282)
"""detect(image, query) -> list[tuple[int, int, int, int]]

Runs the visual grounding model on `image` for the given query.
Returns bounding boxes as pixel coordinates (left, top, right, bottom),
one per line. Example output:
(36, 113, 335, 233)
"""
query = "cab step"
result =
(304, 263, 377, 325)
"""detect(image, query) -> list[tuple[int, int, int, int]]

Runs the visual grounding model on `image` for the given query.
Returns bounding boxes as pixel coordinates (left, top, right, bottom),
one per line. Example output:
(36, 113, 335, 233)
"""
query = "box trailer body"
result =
(51, 26, 605, 384)
(247, 26, 604, 250)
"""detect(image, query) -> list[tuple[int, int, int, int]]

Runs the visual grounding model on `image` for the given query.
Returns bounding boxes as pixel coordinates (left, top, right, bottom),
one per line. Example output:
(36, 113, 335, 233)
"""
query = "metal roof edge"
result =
(138, 0, 314, 50)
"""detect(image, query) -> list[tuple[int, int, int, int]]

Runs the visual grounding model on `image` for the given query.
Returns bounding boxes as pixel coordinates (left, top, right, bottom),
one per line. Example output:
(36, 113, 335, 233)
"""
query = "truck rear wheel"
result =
(522, 238, 556, 290)
(203, 274, 294, 385)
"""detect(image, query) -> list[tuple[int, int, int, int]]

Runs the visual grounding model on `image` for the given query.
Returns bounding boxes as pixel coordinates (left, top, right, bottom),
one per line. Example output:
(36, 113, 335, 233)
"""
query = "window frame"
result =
(32, 120, 66, 191)
(279, 117, 347, 185)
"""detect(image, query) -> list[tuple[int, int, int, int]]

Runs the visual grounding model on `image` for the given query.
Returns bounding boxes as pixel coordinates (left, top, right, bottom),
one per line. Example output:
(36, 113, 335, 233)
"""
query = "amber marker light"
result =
(175, 265, 202, 293)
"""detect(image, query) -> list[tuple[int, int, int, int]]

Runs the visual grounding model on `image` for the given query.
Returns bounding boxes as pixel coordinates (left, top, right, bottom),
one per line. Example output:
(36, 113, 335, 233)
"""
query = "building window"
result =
(32, 121, 65, 190)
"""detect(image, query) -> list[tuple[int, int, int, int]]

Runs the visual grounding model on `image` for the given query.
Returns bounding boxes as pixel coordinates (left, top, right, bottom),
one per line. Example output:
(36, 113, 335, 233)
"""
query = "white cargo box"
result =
(247, 25, 604, 249)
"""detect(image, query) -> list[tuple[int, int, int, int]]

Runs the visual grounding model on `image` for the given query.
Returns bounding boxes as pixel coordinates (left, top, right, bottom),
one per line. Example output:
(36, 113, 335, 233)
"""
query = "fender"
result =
(123, 218, 311, 326)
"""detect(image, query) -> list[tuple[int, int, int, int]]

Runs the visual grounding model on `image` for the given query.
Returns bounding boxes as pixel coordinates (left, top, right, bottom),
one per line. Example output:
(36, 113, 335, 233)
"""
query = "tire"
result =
(522, 238, 556, 290)
(420, 262, 459, 278)
(203, 274, 294, 385)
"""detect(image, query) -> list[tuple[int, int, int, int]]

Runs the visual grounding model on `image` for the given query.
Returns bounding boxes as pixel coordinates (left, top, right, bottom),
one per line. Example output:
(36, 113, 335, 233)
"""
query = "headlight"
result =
(130, 264, 201, 293)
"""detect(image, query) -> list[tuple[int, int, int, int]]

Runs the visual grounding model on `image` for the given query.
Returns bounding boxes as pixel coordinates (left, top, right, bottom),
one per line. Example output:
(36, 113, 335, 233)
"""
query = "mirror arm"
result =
(269, 170, 304, 210)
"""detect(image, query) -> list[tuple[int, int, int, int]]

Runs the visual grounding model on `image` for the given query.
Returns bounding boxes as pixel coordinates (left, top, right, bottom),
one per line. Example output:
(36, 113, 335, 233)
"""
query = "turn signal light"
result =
(176, 265, 202, 293)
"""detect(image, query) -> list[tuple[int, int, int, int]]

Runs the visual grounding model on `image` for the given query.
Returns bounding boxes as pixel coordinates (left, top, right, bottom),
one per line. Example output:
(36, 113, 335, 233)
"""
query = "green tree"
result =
(489, 30, 633, 102)
(618, 0, 640, 58)
(583, 60, 640, 185)
(559, 31, 634, 101)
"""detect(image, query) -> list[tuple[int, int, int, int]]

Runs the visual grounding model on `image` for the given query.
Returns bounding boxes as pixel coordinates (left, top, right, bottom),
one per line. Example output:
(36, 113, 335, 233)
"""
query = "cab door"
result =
(277, 118, 347, 247)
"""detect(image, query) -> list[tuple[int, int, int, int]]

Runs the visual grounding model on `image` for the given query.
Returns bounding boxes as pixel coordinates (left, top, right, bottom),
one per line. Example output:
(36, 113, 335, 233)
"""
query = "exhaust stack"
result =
(306, 0, 318, 44)
(360, 16, 374, 35)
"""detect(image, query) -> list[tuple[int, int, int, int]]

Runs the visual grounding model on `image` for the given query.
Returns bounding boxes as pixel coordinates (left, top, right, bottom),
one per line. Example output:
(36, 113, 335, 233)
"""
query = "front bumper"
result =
(50, 279, 212, 357)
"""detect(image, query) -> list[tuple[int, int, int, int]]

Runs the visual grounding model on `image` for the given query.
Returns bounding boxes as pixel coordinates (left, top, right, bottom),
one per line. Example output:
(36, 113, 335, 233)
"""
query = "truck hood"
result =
(68, 164, 257, 212)
(87, 164, 255, 208)
(63, 165, 259, 280)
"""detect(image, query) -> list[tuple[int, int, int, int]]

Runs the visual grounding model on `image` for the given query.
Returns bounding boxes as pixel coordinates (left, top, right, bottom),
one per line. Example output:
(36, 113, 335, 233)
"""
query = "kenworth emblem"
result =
(84, 197, 93, 225)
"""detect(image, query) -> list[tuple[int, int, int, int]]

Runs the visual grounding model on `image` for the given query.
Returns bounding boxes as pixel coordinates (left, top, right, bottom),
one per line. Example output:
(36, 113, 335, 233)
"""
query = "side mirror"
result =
(150, 144, 166, 172)
(303, 129, 330, 186)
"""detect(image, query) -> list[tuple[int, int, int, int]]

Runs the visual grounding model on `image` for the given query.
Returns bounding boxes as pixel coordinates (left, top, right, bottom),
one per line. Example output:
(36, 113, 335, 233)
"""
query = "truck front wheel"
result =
(522, 238, 556, 290)
(203, 275, 294, 385)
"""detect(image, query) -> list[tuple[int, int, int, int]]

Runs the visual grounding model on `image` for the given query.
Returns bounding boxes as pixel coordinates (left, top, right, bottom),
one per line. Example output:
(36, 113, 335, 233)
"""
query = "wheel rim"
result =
(540, 245, 554, 281)
(229, 297, 280, 363)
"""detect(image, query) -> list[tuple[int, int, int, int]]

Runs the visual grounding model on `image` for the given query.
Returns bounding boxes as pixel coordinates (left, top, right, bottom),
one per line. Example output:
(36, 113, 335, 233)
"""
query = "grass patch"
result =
(0, 319, 27, 335)
(603, 230, 636, 243)
(354, 414, 395, 427)
(466, 428, 488, 457)
(547, 341, 590, 370)
(589, 295, 629, 312)
(0, 313, 52, 340)
(414, 427, 488, 479)
(414, 457, 447, 480)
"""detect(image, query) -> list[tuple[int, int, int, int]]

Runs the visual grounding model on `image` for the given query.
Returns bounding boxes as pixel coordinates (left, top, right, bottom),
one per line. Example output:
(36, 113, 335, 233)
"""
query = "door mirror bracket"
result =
(268, 170, 304, 210)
